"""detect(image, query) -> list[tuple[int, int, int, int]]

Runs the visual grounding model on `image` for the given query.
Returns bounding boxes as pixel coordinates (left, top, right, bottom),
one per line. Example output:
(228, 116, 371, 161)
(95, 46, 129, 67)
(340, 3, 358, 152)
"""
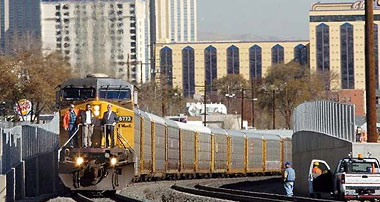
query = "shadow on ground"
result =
(221, 177, 288, 195)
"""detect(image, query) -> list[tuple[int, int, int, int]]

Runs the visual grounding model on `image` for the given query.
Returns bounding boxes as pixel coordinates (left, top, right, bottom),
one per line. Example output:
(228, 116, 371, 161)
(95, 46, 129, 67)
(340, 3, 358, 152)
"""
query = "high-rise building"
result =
(0, 0, 41, 54)
(1, 0, 150, 83)
(154, 0, 197, 43)
(41, 0, 150, 82)
(309, 1, 380, 90)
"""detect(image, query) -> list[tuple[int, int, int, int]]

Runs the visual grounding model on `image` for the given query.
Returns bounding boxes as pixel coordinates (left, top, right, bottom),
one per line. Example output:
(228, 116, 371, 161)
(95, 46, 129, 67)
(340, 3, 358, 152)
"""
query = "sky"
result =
(197, 0, 345, 41)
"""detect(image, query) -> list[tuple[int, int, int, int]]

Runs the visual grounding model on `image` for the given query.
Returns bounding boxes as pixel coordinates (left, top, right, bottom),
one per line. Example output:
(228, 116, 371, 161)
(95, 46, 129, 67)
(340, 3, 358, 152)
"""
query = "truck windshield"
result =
(62, 88, 96, 100)
(347, 162, 379, 173)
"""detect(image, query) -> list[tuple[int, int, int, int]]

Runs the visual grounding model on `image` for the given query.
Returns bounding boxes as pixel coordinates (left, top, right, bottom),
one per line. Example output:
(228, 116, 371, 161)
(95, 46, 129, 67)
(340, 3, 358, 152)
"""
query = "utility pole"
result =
(365, 0, 378, 142)
(161, 67, 167, 117)
(195, 84, 208, 126)
(241, 88, 244, 129)
(272, 89, 276, 129)
(204, 80, 207, 127)
(140, 62, 143, 84)
(250, 79, 255, 128)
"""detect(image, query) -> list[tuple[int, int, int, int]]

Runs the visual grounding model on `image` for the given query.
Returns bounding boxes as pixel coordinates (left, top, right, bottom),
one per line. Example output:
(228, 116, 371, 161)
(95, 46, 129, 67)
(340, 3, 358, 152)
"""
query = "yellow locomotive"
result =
(56, 74, 292, 194)
(57, 74, 135, 193)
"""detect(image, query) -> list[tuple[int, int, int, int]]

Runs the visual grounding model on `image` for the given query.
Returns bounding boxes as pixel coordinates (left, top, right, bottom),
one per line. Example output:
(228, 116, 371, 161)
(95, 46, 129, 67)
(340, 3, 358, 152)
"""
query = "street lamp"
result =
(224, 93, 235, 112)
(251, 97, 258, 128)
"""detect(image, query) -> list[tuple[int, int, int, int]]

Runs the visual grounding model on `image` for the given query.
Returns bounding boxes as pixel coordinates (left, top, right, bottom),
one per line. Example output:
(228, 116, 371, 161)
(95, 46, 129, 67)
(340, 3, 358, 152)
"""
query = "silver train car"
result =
(133, 109, 292, 180)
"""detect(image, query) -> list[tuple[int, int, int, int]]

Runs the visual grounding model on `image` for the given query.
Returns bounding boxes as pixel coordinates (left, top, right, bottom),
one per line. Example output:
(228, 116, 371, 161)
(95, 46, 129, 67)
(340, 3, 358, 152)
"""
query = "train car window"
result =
(62, 88, 96, 100)
(99, 89, 131, 100)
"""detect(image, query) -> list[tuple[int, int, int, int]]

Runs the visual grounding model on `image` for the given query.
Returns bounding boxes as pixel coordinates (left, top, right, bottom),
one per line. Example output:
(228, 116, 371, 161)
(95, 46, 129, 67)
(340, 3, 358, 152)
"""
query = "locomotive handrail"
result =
(58, 124, 82, 162)
(116, 130, 134, 153)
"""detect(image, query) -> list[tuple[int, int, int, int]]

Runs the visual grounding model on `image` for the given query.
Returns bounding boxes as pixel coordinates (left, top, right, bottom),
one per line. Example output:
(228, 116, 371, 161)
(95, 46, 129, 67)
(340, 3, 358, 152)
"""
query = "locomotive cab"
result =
(57, 74, 135, 191)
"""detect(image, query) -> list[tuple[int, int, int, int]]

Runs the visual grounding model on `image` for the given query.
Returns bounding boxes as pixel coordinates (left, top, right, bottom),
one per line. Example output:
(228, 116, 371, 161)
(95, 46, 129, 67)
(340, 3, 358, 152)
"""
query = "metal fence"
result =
(0, 113, 60, 200)
(293, 100, 356, 142)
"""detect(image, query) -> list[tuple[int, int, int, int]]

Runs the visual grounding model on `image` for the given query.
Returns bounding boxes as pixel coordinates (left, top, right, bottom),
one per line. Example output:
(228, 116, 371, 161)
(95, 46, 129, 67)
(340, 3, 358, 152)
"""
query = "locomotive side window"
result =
(62, 88, 96, 100)
(99, 89, 131, 100)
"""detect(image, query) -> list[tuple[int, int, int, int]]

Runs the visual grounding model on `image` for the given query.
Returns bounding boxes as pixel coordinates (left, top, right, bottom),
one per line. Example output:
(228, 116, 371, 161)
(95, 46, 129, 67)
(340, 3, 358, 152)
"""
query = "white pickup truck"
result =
(309, 156, 380, 201)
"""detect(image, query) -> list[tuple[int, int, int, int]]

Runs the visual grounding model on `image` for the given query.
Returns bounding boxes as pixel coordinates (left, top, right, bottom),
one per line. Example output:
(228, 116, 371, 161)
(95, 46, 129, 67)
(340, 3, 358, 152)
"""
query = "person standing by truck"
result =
(283, 161, 296, 197)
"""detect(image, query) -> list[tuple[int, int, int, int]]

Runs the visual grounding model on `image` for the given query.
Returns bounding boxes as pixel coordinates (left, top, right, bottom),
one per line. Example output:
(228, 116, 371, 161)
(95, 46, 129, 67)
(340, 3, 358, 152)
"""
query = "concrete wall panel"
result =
(292, 131, 352, 195)
(0, 175, 6, 202)
(352, 143, 380, 160)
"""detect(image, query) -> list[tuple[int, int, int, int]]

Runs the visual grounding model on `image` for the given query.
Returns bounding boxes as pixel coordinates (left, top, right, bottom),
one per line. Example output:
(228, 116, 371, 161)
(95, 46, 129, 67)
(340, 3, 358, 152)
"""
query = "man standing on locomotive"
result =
(80, 104, 95, 148)
(63, 104, 80, 147)
(102, 104, 118, 147)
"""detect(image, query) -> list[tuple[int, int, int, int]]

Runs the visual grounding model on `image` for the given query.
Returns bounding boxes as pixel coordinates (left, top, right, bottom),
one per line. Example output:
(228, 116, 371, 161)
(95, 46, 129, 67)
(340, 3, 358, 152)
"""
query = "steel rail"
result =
(195, 184, 336, 202)
(111, 193, 144, 202)
(172, 184, 285, 202)
(71, 193, 94, 202)
(172, 183, 337, 202)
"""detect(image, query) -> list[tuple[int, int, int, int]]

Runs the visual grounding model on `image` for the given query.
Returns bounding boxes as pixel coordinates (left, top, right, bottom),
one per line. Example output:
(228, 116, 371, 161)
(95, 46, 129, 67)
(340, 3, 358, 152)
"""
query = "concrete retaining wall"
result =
(352, 143, 380, 160)
(292, 131, 353, 195)
(0, 114, 60, 200)
(0, 175, 5, 202)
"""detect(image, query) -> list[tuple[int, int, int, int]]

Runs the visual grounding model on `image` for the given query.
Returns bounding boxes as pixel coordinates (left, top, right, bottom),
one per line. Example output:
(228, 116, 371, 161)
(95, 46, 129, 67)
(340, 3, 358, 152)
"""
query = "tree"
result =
(260, 61, 325, 129)
(213, 74, 248, 113)
(138, 81, 188, 116)
(0, 50, 73, 122)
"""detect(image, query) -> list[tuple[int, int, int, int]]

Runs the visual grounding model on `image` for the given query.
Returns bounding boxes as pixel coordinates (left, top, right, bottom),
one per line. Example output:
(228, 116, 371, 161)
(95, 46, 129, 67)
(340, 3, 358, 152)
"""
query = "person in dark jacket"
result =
(102, 104, 118, 147)
(80, 104, 95, 148)
(283, 161, 296, 197)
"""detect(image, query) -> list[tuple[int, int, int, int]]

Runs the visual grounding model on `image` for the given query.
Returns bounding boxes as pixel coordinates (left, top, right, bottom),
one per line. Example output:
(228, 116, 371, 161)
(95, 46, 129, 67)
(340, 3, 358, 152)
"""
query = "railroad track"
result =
(172, 183, 337, 202)
(71, 192, 143, 202)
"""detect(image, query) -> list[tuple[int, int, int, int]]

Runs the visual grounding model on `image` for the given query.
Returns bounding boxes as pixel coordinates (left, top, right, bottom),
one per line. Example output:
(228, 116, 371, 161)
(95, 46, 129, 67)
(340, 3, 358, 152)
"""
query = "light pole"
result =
(195, 83, 208, 126)
(224, 93, 236, 113)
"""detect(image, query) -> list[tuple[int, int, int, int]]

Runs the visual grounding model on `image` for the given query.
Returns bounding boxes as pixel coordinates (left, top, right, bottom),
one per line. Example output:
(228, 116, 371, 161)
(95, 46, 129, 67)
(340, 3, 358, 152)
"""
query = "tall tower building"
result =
(0, 0, 41, 54)
(41, 0, 151, 82)
(1, 0, 150, 83)
(154, 0, 197, 43)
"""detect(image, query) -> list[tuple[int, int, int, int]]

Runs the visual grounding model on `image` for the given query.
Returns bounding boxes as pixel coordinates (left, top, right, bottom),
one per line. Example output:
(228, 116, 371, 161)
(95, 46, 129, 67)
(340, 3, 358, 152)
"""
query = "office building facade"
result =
(309, 1, 380, 90)
(155, 40, 309, 97)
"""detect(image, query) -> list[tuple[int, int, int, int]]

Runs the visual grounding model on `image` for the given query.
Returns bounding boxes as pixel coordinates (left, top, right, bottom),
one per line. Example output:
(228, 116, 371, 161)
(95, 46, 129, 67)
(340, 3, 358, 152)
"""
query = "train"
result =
(57, 74, 292, 194)
(133, 110, 292, 180)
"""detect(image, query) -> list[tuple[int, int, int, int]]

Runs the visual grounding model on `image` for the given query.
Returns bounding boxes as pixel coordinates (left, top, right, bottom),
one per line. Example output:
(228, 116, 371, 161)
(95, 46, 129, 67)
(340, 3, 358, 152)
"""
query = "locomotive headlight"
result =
(76, 157, 84, 166)
(110, 157, 117, 166)
(93, 105, 100, 117)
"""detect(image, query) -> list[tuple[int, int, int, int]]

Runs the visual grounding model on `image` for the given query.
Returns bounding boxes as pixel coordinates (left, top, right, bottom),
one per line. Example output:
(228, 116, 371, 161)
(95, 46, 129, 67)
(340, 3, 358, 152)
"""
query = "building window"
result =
(177, 0, 181, 41)
(160, 47, 173, 88)
(341, 23, 354, 89)
(375, 24, 379, 89)
(316, 23, 330, 72)
(249, 45, 262, 79)
(204, 45, 217, 91)
(227, 45, 240, 74)
(183, 0, 188, 40)
(294, 44, 308, 66)
(182, 46, 195, 97)
(271, 44, 284, 65)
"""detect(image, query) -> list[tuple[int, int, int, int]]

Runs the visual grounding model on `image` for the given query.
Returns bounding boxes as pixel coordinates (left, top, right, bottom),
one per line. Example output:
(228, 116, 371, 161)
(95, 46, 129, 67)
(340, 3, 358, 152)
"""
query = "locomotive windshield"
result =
(99, 88, 131, 100)
(62, 88, 96, 100)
